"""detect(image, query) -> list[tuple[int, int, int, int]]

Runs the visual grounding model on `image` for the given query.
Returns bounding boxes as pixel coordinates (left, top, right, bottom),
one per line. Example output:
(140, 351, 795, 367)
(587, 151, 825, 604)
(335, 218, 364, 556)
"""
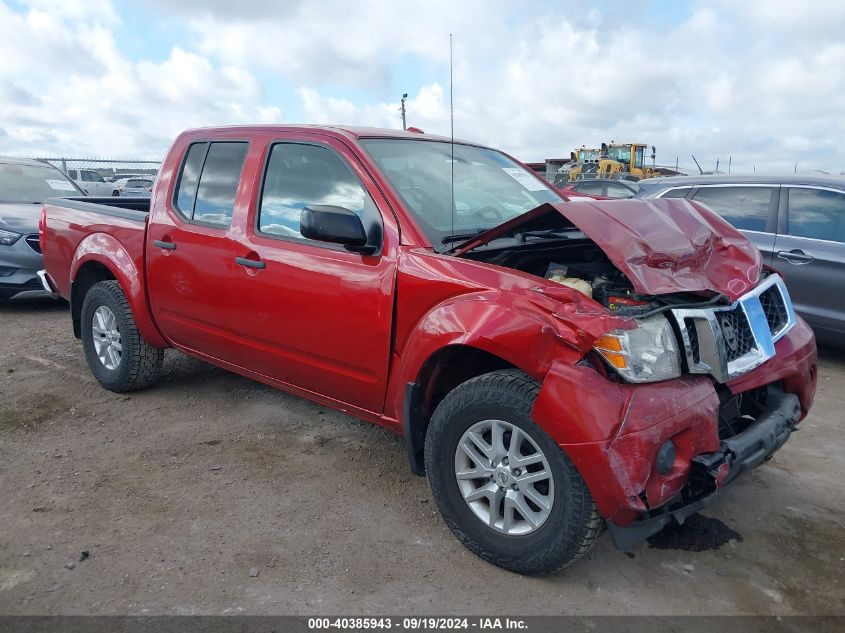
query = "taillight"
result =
(39, 206, 46, 253)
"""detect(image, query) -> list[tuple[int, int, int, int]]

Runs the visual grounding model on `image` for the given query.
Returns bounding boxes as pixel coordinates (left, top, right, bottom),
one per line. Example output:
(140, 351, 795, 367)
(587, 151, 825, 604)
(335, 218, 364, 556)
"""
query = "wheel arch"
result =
(70, 234, 166, 347)
(403, 344, 519, 476)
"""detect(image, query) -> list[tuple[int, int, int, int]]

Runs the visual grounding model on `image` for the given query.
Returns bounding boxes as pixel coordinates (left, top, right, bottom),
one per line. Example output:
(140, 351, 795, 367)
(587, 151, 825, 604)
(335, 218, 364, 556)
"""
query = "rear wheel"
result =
(425, 369, 602, 575)
(81, 280, 163, 392)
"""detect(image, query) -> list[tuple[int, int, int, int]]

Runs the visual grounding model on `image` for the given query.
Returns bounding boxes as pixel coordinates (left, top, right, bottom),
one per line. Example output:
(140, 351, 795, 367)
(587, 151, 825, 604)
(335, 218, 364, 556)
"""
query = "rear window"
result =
(605, 182, 634, 199)
(577, 181, 604, 194)
(691, 186, 774, 232)
(173, 141, 249, 227)
(660, 187, 691, 198)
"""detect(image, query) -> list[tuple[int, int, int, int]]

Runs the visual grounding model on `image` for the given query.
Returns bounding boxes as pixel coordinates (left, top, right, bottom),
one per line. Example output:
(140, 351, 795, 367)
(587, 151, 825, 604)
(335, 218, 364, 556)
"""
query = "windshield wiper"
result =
(440, 230, 486, 244)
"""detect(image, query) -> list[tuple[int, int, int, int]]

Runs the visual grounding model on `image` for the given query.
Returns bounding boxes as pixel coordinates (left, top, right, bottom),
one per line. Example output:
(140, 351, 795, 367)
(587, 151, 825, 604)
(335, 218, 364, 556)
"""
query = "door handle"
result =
(153, 240, 176, 251)
(235, 256, 266, 270)
(777, 249, 814, 265)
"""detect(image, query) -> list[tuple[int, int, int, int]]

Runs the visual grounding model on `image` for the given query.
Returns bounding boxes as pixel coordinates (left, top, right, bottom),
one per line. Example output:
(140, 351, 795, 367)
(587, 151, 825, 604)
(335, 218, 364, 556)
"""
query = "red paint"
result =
(41, 125, 817, 527)
(453, 199, 762, 302)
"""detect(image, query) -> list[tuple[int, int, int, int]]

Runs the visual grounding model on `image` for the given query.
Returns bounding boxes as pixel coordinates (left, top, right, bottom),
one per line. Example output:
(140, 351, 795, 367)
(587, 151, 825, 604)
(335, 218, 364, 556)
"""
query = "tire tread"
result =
(425, 368, 602, 575)
(82, 280, 163, 392)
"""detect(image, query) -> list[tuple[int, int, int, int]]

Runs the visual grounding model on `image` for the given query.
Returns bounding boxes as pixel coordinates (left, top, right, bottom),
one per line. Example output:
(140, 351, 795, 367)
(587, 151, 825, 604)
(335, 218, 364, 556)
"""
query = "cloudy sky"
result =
(1, 0, 843, 173)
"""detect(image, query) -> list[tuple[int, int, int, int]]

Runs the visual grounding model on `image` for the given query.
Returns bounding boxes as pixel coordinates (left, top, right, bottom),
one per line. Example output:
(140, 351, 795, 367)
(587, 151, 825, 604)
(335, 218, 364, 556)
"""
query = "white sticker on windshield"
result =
(502, 168, 548, 192)
(47, 179, 76, 191)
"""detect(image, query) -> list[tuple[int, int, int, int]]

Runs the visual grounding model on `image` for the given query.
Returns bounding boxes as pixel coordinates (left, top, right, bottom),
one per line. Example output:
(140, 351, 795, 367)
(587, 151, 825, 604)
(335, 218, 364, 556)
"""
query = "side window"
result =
(173, 141, 248, 227)
(578, 180, 604, 195)
(661, 187, 691, 198)
(691, 186, 774, 232)
(81, 171, 93, 182)
(258, 143, 372, 242)
(606, 182, 633, 199)
(786, 188, 845, 243)
(175, 142, 207, 215)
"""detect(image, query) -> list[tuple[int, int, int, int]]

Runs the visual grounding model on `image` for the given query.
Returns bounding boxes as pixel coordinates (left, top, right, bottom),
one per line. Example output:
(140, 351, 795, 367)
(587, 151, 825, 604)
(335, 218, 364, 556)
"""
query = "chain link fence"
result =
(10, 156, 163, 195)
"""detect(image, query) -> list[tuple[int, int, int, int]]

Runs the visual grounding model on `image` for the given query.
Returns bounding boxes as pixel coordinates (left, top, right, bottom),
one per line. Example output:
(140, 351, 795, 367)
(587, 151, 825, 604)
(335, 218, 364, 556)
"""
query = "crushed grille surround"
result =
(671, 274, 797, 383)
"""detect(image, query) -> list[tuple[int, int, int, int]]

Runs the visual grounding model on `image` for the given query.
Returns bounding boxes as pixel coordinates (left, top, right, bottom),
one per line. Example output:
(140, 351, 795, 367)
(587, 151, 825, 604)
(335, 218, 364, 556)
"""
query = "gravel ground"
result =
(0, 300, 843, 615)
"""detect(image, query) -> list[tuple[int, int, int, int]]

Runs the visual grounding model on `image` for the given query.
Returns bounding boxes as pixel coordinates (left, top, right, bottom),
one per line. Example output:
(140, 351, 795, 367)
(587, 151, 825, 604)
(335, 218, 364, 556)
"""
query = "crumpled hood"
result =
(453, 198, 761, 302)
(0, 203, 42, 234)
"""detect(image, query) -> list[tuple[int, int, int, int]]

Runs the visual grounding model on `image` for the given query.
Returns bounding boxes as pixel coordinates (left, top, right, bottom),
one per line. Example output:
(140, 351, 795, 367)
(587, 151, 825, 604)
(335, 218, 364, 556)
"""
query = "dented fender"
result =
(532, 361, 720, 524)
(386, 248, 630, 419)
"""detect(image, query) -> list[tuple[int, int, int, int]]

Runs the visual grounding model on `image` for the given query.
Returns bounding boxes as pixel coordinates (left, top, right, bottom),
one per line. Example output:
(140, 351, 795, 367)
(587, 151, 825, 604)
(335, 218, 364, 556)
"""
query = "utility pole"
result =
(400, 93, 408, 130)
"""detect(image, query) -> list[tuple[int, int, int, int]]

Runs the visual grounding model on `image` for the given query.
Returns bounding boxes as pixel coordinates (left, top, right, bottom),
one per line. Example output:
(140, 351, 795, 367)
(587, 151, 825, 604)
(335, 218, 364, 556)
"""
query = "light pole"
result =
(400, 93, 408, 130)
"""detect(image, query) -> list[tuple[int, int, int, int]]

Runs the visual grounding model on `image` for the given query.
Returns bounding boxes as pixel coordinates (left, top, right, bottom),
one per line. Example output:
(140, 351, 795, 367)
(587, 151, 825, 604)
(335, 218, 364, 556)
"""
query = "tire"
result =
(424, 369, 602, 575)
(81, 280, 164, 392)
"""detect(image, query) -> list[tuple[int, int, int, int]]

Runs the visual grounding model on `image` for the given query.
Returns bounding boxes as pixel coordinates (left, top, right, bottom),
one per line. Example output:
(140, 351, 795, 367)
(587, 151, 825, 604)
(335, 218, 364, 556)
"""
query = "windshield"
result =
(360, 139, 563, 247)
(0, 163, 82, 202)
(607, 146, 631, 164)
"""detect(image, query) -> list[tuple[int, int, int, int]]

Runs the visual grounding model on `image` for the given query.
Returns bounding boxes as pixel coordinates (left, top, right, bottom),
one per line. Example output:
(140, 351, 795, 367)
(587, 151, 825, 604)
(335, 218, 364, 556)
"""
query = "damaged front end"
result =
(454, 198, 818, 549)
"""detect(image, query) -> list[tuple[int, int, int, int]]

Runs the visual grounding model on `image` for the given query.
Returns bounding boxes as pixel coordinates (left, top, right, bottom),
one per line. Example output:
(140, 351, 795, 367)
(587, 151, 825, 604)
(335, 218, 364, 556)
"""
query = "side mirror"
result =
(300, 204, 376, 254)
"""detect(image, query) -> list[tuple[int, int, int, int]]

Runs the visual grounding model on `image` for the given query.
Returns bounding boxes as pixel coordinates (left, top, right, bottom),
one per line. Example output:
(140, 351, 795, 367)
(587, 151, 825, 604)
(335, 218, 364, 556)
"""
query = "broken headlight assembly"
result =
(593, 315, 682, 383)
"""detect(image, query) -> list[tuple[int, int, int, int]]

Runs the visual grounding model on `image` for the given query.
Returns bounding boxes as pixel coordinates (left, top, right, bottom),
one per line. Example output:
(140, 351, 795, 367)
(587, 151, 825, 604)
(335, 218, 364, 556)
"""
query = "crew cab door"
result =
(146, 138, 250, 361)
(221, 134, 398, 413)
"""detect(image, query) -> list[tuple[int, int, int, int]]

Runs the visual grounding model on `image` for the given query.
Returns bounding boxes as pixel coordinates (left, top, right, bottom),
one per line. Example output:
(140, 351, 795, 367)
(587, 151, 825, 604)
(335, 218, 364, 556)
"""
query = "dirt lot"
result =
(0, 300, 843, 616)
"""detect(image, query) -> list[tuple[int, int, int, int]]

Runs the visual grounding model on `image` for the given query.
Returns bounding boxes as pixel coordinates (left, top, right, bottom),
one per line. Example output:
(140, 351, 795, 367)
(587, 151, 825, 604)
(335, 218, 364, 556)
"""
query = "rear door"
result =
(688, 184, 779, 266)
(147, 138, 250, 360)
(772, 185, 845, 338)
(221, 134, 399, 412)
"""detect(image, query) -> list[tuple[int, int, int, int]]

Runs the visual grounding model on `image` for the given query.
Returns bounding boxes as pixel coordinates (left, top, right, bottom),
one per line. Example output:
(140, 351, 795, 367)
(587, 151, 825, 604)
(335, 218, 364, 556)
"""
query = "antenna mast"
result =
(450, 34, 455, 242)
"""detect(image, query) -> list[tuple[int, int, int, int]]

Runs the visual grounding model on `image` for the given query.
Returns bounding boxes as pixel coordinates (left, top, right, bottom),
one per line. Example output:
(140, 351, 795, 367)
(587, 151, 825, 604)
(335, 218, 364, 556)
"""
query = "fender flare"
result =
(70, 233, 167, 347)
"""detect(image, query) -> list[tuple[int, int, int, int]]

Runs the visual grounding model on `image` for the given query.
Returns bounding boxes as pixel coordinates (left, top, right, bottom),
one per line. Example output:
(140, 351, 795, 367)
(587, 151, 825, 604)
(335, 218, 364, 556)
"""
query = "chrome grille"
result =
(671, 274, 796, 383)
(25, 234, 41, 254)
(760, 283, 788, 336)
(715, 308, 755, 362)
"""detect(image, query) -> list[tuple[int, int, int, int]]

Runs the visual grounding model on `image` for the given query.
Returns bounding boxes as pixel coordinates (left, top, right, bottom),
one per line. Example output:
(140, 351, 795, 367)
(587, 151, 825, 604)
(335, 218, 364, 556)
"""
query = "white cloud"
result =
(0, 0, 844, 174)
(0, 0, 283, 157)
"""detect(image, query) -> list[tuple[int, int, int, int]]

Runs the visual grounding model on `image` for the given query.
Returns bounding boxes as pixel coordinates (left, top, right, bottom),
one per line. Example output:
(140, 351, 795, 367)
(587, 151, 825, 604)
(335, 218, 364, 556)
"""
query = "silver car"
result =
(636, 174, 845, 343)
(0, 157, 84, 302)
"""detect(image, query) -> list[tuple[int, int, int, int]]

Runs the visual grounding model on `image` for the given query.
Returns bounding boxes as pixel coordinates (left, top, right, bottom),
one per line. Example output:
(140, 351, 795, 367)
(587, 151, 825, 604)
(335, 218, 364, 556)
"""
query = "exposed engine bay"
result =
(461, 238, 719, 316)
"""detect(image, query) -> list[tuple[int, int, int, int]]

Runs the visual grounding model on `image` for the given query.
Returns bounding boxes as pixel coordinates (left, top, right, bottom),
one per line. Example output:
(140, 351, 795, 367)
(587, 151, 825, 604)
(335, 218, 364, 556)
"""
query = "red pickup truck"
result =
(40, 125, 817, 574)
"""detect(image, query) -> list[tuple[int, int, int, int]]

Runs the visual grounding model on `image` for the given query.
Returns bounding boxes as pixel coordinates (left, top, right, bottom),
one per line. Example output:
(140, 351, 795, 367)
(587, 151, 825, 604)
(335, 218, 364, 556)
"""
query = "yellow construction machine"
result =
(564, 142, 657, 181)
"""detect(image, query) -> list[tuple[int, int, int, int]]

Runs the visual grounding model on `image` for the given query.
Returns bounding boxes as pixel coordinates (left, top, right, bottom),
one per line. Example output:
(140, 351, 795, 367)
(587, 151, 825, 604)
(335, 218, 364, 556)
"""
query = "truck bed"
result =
(46, 196, 151, 220)
(41, 196, 151, 302)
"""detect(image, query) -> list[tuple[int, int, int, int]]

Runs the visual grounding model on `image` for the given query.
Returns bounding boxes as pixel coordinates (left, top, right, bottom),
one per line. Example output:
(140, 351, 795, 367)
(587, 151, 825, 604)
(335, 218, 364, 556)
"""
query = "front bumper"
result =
(0, 235, 54, 300)
(606, 390, 801, 550)
(531, 317, 817, 541)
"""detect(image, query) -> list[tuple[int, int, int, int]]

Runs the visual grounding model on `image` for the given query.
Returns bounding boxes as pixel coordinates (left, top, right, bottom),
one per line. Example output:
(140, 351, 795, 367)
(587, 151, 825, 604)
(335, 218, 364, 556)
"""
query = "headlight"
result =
(593, 315, 682, 383)
(0, 229, 22, 246)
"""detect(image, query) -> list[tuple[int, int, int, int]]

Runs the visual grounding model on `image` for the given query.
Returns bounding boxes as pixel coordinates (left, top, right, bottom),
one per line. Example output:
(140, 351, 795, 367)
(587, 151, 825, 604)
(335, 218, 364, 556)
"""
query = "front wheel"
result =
(425, 369, 602, 574)
(81, 280, 164, 392)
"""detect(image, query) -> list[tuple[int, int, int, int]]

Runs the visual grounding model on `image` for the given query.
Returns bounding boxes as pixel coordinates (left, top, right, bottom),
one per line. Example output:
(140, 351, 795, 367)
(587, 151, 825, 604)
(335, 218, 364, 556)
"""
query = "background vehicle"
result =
(636, 174, 845, 343)
(0, 156, 82, 302)
(106, 173, 147, 183)
(113, 177, 154, 196)
(599, 142, 658, 179)
(65, 168, 112, 196)
(557, 177, 639, 200)
(41, 126, 816, 574)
